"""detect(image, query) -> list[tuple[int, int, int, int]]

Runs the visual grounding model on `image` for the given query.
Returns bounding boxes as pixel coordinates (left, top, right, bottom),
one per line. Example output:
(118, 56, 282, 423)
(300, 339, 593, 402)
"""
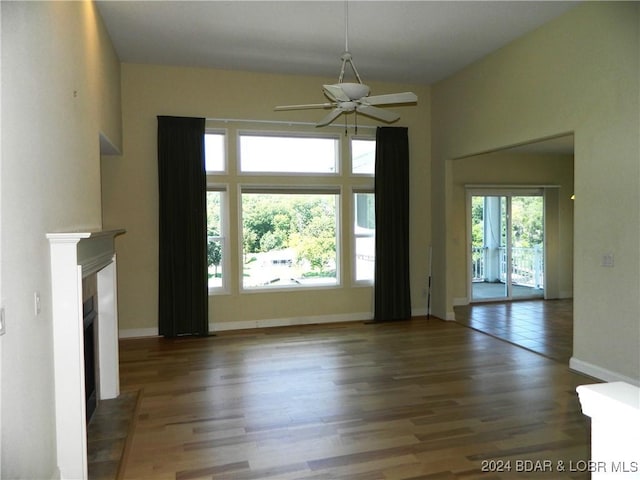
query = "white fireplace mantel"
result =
(47, 229, 125, 480)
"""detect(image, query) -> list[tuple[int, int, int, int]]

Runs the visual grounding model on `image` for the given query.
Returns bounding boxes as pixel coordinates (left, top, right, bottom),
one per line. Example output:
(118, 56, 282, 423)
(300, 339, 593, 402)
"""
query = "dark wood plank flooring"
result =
(115, 318, 592, 479)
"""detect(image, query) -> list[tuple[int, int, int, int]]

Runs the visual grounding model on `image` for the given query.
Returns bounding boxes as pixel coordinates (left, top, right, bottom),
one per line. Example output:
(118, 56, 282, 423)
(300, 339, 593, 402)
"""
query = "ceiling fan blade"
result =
(356, 105, 400, 123)
(317, 108, 344, 127)
(274, 103, 334, 111)
(323, 84, 351, 102)
(361, 92, 417, 106)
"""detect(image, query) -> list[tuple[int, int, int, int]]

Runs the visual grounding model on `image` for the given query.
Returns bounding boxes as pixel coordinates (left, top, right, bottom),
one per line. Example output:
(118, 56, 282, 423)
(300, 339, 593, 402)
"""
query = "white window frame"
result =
(204, 125, 378, 296)
(238, 184, 342, 293)
(206, 183, 230, 294)
(352, 187, 375, 285)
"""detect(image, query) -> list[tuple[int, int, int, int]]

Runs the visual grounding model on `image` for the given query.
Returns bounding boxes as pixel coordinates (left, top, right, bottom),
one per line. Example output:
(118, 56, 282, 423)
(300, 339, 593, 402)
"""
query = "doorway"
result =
(469, 189, 544, 302)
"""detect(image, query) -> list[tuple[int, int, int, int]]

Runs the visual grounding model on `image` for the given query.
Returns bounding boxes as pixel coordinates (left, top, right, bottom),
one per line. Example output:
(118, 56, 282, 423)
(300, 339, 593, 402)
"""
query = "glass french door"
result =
(469, 190, 544, 302)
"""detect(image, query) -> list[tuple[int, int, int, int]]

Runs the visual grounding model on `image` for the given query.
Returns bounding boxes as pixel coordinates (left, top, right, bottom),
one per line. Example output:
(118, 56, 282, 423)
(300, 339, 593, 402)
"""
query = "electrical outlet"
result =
(0, 307, 6, 335)
(34, 292, 41, 315)
(602, 253, 614, 268)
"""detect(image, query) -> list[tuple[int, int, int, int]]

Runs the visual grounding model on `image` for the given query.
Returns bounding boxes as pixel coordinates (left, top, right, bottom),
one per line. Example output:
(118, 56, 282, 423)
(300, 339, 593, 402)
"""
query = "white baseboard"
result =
(119, 309, 456, 337)
(412, 307, 428, 317)
(452, 297, 469, 306)
(570, 357, 640, 386)
(211, 312, 372, 332)
(119, 312, 375, 337)
(119, 327, 159, 339)
(446, 311, 456, 321)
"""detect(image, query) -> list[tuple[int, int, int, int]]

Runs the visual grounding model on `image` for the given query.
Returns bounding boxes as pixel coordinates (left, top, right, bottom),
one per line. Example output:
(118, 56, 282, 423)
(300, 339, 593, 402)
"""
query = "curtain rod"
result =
(464, 184, 561, 189)
(206, 117, 378, 130)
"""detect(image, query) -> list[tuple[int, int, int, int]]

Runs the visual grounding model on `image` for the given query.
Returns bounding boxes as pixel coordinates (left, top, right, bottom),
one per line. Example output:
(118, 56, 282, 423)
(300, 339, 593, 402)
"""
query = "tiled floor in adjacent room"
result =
(454, 299, 573, 363)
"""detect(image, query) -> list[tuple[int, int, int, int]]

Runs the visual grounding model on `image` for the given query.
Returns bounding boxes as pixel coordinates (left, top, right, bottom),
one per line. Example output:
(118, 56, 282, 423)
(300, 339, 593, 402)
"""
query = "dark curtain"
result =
(157, 116, 209, 337)
(374, 127, 411, 321)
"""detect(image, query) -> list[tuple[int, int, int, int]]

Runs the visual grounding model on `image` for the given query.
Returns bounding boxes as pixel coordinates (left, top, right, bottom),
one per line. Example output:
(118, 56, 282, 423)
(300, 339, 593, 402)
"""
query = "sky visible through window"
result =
(205, 133, 225, 172)
(351, 139, 375, 174)
(240, 135, 339, 173)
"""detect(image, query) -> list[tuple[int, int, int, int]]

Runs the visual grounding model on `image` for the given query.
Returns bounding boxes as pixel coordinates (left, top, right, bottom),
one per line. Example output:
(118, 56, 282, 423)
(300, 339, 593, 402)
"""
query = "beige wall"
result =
(450, 151, 574, 303)
(101, 64, 431, 334)
(1, 1, 121, 477)
(431, 2, 639, 383)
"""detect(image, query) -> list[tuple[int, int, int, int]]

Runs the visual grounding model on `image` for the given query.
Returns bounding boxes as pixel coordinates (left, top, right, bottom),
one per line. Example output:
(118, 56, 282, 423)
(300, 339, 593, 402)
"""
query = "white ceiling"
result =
(96, 1, 578, 85)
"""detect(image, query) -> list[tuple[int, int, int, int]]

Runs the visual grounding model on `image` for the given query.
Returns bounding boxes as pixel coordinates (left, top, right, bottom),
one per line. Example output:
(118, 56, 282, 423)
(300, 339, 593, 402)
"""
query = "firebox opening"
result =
(83, 295, 97, 423)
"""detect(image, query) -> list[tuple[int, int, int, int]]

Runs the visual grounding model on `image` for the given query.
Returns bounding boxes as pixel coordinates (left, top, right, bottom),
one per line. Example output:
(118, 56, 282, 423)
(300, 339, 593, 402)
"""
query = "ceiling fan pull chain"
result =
(355, 110, 358, 135)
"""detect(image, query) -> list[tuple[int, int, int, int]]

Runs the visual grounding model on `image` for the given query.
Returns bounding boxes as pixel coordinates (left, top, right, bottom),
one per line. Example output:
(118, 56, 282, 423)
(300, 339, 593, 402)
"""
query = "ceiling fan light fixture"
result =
(340, 82, 370, 100)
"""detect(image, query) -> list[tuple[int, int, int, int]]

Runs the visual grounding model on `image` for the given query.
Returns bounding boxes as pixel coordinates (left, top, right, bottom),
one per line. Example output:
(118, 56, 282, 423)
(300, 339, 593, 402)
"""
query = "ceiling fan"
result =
(274, 4, 417, 129)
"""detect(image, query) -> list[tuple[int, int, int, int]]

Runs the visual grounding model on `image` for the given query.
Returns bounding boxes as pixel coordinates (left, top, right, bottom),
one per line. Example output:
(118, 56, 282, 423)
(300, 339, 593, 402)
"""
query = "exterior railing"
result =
(472, 245, 544, 288)
(472, 246, 485, 281)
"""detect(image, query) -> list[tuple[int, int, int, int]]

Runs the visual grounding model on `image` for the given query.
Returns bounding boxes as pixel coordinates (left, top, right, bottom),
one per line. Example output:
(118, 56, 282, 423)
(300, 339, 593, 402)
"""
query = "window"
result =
(205, 125, 377, 293)
(205, 132, 225, 172)
(351, 136, 376, 282)
(354, 191, 375, 282)
(351, 138, 375, 175)
(205, 130, 228, 292)
(241, 190, 339, 289)
(239, 133, 339, 173)
(206, 188, 227, 291)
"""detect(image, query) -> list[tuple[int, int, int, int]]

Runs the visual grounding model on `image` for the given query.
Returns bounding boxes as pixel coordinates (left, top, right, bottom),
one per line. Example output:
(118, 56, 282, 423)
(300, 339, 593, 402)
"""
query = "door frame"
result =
(466, 186, 546, 303)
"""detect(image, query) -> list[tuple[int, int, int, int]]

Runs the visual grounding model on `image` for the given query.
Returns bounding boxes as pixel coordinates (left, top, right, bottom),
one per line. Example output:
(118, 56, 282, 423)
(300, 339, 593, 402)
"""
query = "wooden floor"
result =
(454, 299, 573, 363)
(117, 318, 593, 479)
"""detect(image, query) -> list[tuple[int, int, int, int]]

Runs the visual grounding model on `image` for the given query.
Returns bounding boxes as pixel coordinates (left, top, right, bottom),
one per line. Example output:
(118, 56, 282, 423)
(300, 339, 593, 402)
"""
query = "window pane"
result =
(354, 192, 375, 282)
(205, 133, 225, 172)
(240, 135, 338, 173)
(242, 193, 338, 288)
(207, 191, 224, 288)
(351, 139, 375, 175)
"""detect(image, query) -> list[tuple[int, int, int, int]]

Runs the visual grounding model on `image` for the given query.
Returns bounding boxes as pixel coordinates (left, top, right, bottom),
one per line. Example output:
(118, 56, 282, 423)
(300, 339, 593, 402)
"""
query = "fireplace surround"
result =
(47, 229, 125, 480)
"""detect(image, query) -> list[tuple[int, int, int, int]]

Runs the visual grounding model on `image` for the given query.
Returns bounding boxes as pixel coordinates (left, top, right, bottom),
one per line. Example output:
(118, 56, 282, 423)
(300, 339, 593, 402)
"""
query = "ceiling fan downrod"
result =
(338, 2, 363, 85)
(272, 0, 418, 129)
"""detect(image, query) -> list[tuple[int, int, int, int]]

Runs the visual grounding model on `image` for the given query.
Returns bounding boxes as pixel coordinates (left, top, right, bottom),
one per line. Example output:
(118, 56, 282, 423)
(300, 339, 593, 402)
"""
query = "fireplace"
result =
(48, 229, 125, 480)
